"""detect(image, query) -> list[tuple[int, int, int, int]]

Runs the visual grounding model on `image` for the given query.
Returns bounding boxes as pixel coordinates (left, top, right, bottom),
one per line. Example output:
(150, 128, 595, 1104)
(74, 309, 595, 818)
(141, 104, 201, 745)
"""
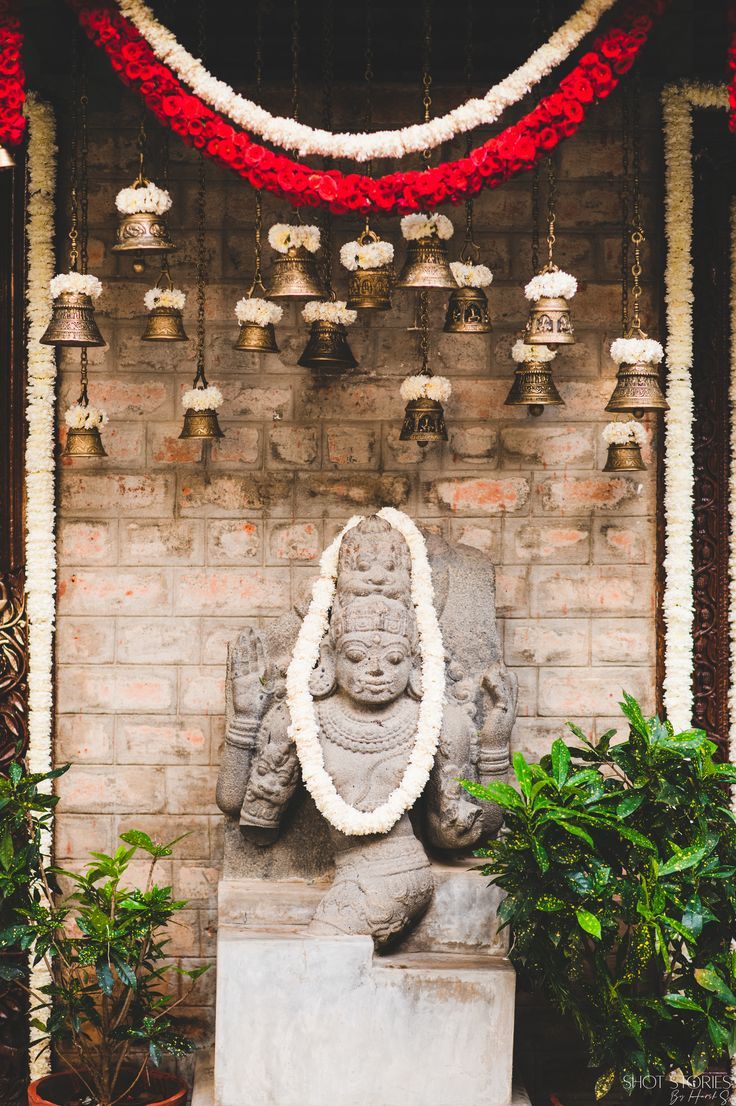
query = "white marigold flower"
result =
(268, 222, 322, 254)
(340, 239, 394, 271)
(182, 384, 224, 411)
(50, 272, 103, 300)
(64, 402, 108, 430)
(450, 261, 493, 288)
(400, 212, 454, 241)
(399, 374, 451, 403)
(115, 180, 172, 215)
(302, 300, 356, 326)
(235, 297, 283, 326)
(601, 420, 647, 447)
(609, 336, 664, 365)
(144, 287, 186, 311)
(524, 268, 578, 301)
(511, 338, 556, 363)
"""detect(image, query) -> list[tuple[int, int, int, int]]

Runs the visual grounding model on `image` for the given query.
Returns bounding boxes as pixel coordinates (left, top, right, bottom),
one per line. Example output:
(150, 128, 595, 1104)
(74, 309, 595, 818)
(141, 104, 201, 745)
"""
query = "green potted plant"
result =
(463, 694, 736, 1100)
(10, 829, 207, 1106)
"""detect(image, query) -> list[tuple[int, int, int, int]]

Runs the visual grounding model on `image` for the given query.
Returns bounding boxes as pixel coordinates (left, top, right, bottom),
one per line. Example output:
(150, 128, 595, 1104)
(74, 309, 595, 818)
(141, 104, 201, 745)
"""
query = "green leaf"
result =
(0, 831, 12, 871)
(95, 959, 115, 996)
(663, 993, 704, 1013)
(575, 909, 601, 940)
(594, 1069, 616, 1099)
(551, 739, 571, 788)
(707, 1017, 729, 1050)
(658, 841, 711, 877)
(460, 779, 523, 810)
(512, 753, 532, 800)
(616, 791, 645, 819)
(619, 692, 649, 738)
(8, 762, 21, 785)
(694, 968, 736, 1006)
(119, 829, 155, 852)
(557, 822, 594, 848)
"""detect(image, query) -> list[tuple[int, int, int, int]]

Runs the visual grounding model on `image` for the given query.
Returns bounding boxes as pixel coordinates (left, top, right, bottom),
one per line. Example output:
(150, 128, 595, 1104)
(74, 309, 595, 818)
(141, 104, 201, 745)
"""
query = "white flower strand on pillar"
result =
(660, 82, 727, 732)
(23, 93, 58, 1081)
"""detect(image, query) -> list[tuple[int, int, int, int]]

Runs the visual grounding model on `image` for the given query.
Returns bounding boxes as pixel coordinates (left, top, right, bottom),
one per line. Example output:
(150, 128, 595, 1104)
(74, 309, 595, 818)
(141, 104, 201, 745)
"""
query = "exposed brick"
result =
(217, 381, 292, 420)
(505, 619, 589, 666)
(268, 424, 320, 467)
(116, 814, 210, 860)
(178, 668, 227, 714)
(57, 765, 167, 814)
(298, 473, 411, 516)
(510, 717, 594, 760)
(534, 473, 647, 515)
(201, 619, 256, 665)
(425, 476, 530, 515)
(179, 472, 292, 516)
(56, 814, 114, 859)
(325, 426, 378, 468)
(60, 421, 145, 466)
(494, 566, 530, 616)
(538, 667, 656, 717)
(174, 864, 220, 902)
(592, 518, 651, 563)
(120, 520, 205, 566)
(116, 618, 201, 665)
(211, 425, 261, 466)
(502, 519, 590, 564)
(450, 520, 502, 561)
(56, 618, 115, 664)
(267, 520, 322, 563)
(60, 375, 174, 419)
(166, 766, 221, 815)
(57, 665, 178, 713)
(59, 520, 118, 565)
(61, 472, 175, 518)
(56, 714, 115, 764)
(448, 426, 499, 466)
(173, 568, 290, 615)
(206, 520, 261, 565)
(591, 618, 654, 665)
(501, 425, 595, 469)
(116, 717, 210, 764)
(530, 566, 654, 617)
(58, 568, 171, 616)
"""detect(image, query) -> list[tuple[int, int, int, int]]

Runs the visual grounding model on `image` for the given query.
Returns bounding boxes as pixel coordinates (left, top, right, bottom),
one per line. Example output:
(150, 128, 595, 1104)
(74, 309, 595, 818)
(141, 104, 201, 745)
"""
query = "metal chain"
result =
(79, 348, 89, 407)
(250, 0, 265, 294)
(68, 29, 80, 271)
(421, 0, 432, 165)
(462, 0, 478, 258)
(80, 48, 89, 276)
(418, 289, 431, 375)
(546, 154, 556, 269)
(321, 0, 334, 295)
(136, 115, 147, 185)
(194, 0, 208, 387)
(621, 83, 631, 335)
(291, 0, 300, 123)
(363, 0, 374, 186)
(630, 70, 644, 334)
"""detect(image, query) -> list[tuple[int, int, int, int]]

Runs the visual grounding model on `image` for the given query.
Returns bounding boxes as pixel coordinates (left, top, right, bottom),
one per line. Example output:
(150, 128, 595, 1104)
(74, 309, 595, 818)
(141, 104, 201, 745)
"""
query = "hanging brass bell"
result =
(40, 292, 106, 348)
(525, 295, 575, 346)
(443, 286, 491, 334)
(142, 305, 188, 342)
(605, 361, 668, 418)
(603, 441, 646, 472)
(347, 267, 393, 311)
(179, 408, 225, 440)
(395, 237, 456, 290)
(399, 396, 448, 446)
(64, 426, 107, 458)
(0, 145, 15, 170)
(234, 322, 279, 354)
(113, 210, 176, 255)
(266, 246, 325, 300)
(505, 362, 564, 417)
(298, 321, 357, 370)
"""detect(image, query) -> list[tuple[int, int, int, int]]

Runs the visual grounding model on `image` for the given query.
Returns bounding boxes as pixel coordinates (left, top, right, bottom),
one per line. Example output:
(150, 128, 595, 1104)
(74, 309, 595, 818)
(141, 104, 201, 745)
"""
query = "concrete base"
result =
(214, 869, 517, 1106)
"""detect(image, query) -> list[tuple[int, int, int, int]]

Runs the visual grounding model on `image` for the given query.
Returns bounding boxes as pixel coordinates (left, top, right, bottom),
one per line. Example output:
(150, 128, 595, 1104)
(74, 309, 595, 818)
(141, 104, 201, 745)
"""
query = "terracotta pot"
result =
(28, 1068, 187, 1106)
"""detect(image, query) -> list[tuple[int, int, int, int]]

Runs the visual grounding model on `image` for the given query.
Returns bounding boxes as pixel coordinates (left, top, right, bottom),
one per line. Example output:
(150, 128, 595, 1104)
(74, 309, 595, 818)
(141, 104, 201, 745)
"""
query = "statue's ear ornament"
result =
(407, 658, 424, 701)
(309, 644, 337, 699)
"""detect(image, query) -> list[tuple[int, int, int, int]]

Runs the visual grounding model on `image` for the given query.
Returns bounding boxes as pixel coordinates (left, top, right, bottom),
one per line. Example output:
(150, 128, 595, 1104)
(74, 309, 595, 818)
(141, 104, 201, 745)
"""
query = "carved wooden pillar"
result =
(0, 155, 30, 1105)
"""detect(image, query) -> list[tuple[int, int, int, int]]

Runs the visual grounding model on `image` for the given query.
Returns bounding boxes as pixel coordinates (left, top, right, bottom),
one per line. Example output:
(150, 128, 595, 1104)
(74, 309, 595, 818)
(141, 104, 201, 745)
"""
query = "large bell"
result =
(179, 407, 224, 441)
(0, 145, 15, 170)
(298, 321, 357, 370)
(606, 361, 669, 417)
(40, 292, 105, 348)
(142, 305, 188, 342)
(266, 246, 325, 300)
(505, 362, 564, 417)
(603, 441, 646, 472)
(525, 295, 575, 346)
(64, 426, 107, 458)
(399, 396, 448, 446)
(395, 237, 456, 290)
(347, 267, 392, 311)
(234, 322, 279, 354)
(112, 210, 176, 255)
(443, 286, 491, 334)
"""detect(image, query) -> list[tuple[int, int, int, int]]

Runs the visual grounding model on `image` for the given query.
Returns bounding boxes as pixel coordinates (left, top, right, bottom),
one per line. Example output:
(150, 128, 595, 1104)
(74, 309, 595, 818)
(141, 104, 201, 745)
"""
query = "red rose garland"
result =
(70, 0, 667, 215)
(728, 4, 736, 133)
(0, 0, 25, 148)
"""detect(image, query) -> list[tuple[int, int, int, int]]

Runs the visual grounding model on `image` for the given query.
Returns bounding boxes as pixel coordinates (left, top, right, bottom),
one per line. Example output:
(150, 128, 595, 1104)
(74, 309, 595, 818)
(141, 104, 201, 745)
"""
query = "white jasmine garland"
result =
(182, 384, 223, 411)
(340, 239, 394, 271)
(450, 261, 493, 288)
(610, 336, 664, 365)
(235, 297, 283, 326)
(401, 213, 454, 241)
(49, 271, 102, 300)
(511, 337, 556, 363)
(115, 0, 616, 162)
(23, 95, 57, 1082)
(268, 222, 321, 254)
(63, 403, 109, 430)
(115, 180, 172, 215)
(144, 286, 186, 311)
(524, 268, 578, 301)
(602, 420, 647, 448)
(302, 300, 357, 326)
(400, 374, 452, 404)
(286, 508, 446, 836)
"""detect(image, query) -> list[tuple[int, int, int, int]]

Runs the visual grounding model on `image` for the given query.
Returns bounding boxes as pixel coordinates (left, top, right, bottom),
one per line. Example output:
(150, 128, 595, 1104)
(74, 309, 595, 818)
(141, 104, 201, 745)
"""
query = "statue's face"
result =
(335, 630, 413, 706)
(337, 536, 411, 601)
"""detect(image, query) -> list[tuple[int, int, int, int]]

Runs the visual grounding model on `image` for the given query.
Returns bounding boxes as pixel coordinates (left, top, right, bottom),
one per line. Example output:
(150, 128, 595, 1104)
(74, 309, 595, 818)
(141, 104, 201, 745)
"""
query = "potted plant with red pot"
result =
(9, 829, 207, 1106)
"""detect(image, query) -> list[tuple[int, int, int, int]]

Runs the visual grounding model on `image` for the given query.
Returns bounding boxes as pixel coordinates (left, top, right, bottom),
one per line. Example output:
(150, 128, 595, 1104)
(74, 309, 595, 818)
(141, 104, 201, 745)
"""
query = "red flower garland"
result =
(0, 0, 25, 148)
(728, 4, 736, 133)
(71, 0, 667, 215)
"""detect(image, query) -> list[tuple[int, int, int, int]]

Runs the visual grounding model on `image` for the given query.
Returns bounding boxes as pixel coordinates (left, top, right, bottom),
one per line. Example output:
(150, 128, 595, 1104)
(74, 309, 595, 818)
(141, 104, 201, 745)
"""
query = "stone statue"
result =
(216, 515, 517, 951)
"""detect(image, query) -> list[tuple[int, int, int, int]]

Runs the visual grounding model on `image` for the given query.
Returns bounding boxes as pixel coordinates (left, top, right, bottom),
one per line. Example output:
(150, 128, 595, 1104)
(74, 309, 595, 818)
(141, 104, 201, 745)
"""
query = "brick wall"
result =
(54, 87, 660, 1044)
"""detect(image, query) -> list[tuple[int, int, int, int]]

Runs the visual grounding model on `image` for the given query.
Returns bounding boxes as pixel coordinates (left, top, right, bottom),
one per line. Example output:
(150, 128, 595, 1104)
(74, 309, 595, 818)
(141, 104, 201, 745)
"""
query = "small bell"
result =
(0, 145, 15, 170)
(606, 361, 668, 418)
(347, 267, 393, 311)
(399, 396, 448, 445)
(234, 322, 279, 354)
(443, 286, 491, 334)
(179, 408, 224, 440)
(505, 361, 564, 417)
(395, 237, 456, 290)
(603, 441, 646, 472)
(113, 210, 176, 256)
(298, 320, 357, 370)
(267, 246, 325, 300)
(142, 305, 188, 342)
(64, 426, 107, 457)
(525, 295, 575, 346)
(40, 292, 105, 348)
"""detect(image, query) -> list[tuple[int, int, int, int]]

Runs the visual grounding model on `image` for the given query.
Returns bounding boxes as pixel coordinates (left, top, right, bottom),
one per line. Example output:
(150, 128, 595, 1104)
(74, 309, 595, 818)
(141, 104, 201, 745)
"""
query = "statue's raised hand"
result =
(217, 628, 276, 818)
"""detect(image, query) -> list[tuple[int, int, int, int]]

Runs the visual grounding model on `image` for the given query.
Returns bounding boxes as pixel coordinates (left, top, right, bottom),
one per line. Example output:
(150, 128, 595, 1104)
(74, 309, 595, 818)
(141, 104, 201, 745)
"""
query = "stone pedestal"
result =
(214, 864, 517, 1106)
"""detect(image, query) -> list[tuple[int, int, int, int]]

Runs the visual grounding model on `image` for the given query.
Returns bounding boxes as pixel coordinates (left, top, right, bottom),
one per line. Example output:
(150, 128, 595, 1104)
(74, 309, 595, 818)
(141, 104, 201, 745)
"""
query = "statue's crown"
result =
(330, 595, 415, 643)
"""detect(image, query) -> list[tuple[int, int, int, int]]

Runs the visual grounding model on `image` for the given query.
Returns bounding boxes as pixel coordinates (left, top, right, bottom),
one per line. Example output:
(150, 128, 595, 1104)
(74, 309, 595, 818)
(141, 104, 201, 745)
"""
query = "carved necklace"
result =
(318, 698, 418, 754)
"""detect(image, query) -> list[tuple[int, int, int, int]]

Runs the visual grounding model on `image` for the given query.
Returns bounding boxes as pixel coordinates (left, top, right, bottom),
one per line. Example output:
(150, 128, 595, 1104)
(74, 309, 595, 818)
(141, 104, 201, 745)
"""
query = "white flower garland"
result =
(340, 238, 394, 271)
(235, 297, 283, 326)
(268, 223, 321, 254)
(115, 180, 172, 215)
(610, 336, 664, 365)
(49, 271, 102, 300)
(23, 94, 57, 1082)
(286, 508, 445, 836)
(401, 213, 454, 241)
(450, 261, 493, 289)
(63, 403, 109, 430)
(144, 286, 186, 311)
(400, 374, 452, 404)
(302, 300, 356, 327)
(182, 384, 223, 411)
(512, 337, 556, 363)
(114, 0, 616, 162)
(524, 269, 578, 301)
(661, 83, 727, 731)
(601, 420, 647, 447)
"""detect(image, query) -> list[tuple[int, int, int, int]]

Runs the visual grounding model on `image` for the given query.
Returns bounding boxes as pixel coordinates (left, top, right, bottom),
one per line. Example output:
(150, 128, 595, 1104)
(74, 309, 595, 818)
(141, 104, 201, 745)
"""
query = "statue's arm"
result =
(239, 702, 300, 844)
(424, 707, 483, 851)
(477, 661, 517, 782)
